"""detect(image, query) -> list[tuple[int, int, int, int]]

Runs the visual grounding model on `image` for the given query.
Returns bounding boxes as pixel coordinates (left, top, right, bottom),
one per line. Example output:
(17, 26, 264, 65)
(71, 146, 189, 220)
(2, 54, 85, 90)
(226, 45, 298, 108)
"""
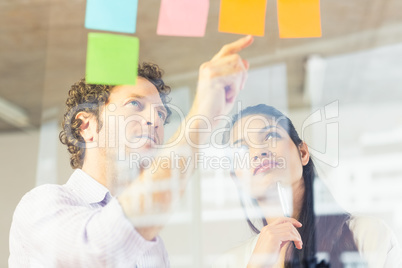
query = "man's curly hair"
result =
(59, 62, 172, 169)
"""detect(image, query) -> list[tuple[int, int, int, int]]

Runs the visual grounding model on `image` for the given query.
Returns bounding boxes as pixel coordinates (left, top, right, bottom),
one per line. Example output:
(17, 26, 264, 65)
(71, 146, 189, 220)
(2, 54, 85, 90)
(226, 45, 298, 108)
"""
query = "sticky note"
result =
(277, 0, 322, 38)
(157, 0, 209, 37)
(85, 0, 138, 34)
(219, 0, 267, 36)
(86, 33, 139, 85)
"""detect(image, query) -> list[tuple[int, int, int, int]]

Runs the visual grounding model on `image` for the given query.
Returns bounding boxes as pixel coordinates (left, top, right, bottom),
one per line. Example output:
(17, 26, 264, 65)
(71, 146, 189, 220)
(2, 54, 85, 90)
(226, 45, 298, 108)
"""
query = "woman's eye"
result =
(237, 145, 249, 154)
(264, 132, 280, 141)
(240, 144, 249, 150)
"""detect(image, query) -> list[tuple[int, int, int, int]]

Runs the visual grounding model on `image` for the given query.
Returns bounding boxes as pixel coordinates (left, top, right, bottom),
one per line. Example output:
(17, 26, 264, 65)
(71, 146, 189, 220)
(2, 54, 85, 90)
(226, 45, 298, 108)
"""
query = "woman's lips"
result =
(254, 159, 277, 175)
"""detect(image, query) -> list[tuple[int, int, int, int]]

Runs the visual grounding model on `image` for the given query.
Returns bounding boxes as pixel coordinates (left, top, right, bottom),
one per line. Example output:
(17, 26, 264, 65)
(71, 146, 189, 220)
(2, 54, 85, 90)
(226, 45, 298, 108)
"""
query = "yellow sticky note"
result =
(219, 0, 267, 36)
(277, 0, 322, 38)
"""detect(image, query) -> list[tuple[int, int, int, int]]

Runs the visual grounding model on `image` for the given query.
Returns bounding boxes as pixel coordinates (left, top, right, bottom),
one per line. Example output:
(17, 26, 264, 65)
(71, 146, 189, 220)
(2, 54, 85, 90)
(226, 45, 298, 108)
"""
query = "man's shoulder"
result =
(11, 184, 73, 230)
(22, 183, 70, 201)
(15, 184, 76, 214)
(28, 183, 64, 193)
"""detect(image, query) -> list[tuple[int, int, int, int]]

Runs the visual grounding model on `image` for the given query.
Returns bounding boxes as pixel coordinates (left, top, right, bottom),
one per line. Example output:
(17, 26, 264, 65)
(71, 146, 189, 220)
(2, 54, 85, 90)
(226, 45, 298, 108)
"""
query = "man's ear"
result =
(299, 142, 310, 166)
(76, 112, 97, 143)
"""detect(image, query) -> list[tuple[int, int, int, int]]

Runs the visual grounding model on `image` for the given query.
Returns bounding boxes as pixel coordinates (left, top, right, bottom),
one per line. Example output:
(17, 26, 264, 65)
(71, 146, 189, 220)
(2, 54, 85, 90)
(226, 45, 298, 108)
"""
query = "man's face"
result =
(99, 77, 167, 160)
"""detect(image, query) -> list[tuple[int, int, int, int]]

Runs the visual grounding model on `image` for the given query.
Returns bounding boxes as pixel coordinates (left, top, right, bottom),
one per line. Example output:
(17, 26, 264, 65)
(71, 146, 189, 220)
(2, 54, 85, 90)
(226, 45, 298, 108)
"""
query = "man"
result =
(9, 35, 254, 267)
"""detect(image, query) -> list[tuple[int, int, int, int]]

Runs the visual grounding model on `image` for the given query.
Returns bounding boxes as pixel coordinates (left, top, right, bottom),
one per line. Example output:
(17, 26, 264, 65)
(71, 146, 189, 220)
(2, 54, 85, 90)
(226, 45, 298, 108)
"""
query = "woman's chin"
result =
(246, 180, 277, 200)
(238, 172, 292, 199)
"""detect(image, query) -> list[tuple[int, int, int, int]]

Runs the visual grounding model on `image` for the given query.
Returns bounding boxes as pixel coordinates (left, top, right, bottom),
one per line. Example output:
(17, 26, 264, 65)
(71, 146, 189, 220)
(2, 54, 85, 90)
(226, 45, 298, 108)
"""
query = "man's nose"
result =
(141, 113, 159, 129)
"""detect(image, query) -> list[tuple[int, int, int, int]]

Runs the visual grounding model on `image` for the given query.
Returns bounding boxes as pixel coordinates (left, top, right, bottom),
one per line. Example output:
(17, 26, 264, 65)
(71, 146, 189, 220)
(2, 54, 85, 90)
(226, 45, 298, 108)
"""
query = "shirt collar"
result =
(66, 169, 111, 205)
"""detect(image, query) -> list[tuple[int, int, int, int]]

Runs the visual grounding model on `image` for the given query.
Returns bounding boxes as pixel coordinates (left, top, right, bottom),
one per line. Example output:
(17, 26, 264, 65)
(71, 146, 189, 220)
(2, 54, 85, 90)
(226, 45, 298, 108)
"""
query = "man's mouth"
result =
(133, 135, 157, 145)
(253, 159, 278, 176)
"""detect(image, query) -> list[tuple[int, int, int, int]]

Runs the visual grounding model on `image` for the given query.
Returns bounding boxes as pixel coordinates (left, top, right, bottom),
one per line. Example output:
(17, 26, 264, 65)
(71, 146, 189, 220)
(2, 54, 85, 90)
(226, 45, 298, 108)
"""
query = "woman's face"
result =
(229, 114, 309, 200)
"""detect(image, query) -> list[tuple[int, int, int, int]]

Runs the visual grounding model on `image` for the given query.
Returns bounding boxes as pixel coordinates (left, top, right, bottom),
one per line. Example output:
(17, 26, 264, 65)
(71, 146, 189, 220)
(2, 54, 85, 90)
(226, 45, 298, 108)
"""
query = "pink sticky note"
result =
(157, 0, 209, 37)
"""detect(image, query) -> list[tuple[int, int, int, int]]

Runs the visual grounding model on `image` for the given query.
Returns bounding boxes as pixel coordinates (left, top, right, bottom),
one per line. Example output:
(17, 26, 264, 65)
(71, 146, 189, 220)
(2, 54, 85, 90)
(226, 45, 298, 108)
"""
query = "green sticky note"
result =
(86, 33, 139, 85)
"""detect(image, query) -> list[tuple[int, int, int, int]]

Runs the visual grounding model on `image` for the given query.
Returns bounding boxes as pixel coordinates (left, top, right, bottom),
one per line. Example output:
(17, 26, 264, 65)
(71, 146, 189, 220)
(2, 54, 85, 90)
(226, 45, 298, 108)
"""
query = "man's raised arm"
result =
(118, 35, 254, 240)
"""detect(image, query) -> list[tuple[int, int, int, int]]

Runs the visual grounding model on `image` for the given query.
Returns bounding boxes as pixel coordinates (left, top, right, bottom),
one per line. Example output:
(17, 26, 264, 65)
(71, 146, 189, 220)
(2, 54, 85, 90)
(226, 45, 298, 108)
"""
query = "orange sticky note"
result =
(219, 0, 267, 36)
(277, 0, 322, 38)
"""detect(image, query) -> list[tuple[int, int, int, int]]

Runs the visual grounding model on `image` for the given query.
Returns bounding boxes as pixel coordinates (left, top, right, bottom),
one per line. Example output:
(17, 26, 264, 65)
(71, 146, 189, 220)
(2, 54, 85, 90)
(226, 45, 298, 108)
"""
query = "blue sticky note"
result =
(85, 0, 138, 34)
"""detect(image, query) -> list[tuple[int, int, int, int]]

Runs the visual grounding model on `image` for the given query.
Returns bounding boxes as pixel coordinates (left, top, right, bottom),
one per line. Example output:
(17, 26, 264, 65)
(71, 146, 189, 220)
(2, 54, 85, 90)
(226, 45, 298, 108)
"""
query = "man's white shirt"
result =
(9, 169, 169, 267)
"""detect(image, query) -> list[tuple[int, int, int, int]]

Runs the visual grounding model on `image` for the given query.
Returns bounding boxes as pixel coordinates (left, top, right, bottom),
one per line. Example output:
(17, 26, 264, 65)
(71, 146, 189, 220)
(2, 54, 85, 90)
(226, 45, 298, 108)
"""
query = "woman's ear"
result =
(299, 142, 310, 166)
(76, 112, 97, 143)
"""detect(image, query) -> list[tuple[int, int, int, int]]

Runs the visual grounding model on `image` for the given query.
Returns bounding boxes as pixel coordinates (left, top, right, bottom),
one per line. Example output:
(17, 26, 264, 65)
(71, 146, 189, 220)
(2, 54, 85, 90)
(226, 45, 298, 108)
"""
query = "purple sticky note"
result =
(157, 0, 209, 37)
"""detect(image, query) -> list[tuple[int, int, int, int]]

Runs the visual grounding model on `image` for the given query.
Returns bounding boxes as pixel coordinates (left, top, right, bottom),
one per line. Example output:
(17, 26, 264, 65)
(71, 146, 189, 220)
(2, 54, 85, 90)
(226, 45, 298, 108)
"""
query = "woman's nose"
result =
(252, 151, 270, 161)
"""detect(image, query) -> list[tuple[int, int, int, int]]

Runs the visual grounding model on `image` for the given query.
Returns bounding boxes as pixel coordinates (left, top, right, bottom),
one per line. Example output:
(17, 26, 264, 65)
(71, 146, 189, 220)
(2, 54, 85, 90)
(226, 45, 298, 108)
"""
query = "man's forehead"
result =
(109, 78, 162, 103)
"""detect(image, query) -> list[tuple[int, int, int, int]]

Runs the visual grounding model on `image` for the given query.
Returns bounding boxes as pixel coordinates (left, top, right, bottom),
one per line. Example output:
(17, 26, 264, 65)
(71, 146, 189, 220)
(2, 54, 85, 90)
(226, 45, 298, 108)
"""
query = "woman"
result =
(214, 104, 401, 268)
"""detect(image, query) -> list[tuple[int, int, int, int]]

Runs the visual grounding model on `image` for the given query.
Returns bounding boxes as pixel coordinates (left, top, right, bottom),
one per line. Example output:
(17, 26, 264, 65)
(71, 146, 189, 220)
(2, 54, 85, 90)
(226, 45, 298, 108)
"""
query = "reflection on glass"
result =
(209, 104, 401, 268)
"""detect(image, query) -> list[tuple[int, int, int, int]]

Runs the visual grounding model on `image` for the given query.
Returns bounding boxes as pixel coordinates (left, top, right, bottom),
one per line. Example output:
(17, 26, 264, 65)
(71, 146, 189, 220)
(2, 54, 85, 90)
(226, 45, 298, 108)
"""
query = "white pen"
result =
(277, 181, 291, 217)
(277, 181, 297, 249)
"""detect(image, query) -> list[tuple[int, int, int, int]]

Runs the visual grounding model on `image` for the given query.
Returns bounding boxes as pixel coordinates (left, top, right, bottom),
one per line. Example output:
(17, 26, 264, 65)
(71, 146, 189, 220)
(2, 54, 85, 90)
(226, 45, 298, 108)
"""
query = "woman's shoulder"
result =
(348, 215, 390, 230)
(212, 235, 259, 268)
(348, 215, 395, 244)
(348, 215, 402, 267)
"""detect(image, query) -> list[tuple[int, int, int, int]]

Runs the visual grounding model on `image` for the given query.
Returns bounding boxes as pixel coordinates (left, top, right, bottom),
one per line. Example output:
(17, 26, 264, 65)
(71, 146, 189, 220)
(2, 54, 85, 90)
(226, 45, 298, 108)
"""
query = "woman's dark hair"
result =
(222, 104, 358, 268)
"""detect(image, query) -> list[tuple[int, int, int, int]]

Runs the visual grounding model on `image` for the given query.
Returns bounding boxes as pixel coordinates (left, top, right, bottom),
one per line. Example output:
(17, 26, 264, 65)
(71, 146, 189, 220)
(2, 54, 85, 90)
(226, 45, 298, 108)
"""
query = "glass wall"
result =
(2, 0, 402, 267)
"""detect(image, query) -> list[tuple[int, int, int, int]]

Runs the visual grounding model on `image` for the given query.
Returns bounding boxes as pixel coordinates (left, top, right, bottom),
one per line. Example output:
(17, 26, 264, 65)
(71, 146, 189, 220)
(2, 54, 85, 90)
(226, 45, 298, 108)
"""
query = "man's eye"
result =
(129, 100, 141, 108)
(157, 111, 166, 120)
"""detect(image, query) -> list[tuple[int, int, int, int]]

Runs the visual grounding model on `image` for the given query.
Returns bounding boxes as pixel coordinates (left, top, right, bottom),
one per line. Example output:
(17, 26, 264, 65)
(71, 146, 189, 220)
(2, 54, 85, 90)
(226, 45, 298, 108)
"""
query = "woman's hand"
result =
(247, 217, 303, 268)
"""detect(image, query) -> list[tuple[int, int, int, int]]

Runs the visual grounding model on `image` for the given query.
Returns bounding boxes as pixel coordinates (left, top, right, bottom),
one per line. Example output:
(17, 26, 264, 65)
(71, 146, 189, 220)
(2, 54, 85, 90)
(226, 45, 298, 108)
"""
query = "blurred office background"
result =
(1, 0, 402, 267)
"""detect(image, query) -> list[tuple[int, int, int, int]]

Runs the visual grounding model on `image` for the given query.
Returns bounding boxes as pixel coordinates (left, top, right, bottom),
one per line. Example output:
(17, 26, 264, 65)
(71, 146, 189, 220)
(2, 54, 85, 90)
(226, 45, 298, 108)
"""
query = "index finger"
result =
(212, 35, 254, 61)
(272, 217, 302, 227)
